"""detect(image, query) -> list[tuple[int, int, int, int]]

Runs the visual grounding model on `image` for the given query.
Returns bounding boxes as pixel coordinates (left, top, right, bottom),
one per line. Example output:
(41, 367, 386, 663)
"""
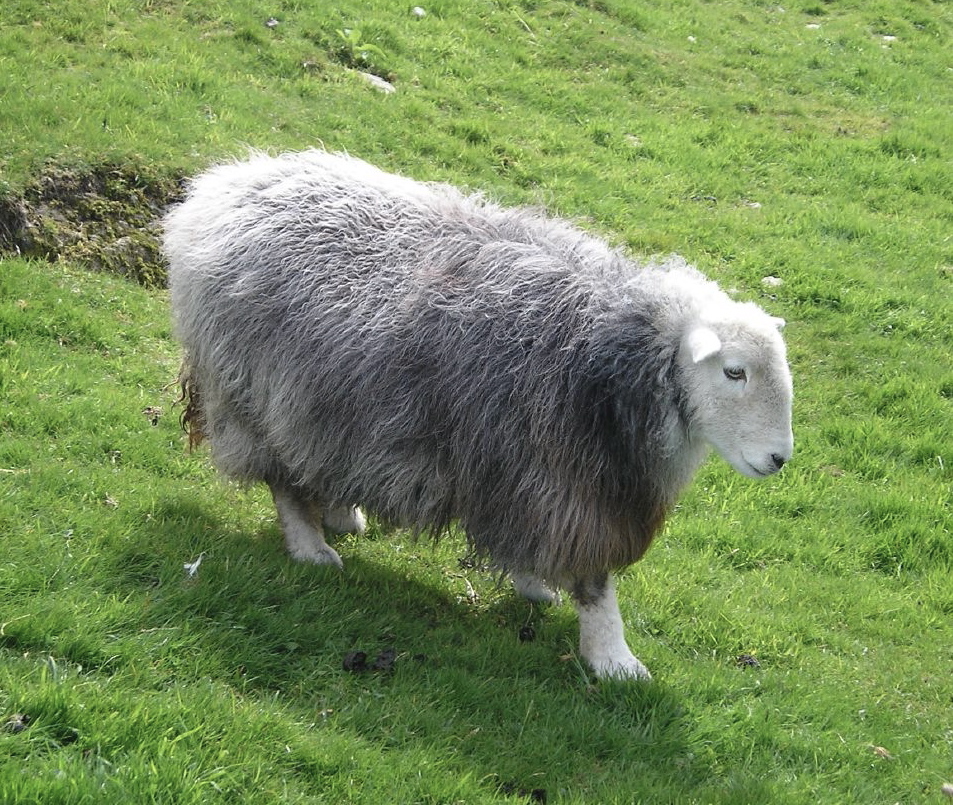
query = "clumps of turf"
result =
(0, 159, 183, 287)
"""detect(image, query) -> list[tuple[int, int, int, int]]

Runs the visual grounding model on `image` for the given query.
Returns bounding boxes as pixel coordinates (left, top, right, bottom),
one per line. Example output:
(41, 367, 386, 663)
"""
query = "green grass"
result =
(1, 0, 952, 802)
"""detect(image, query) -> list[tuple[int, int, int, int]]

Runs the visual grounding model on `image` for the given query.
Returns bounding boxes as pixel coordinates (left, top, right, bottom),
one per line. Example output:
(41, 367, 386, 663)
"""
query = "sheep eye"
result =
(724, 366, 747, 382)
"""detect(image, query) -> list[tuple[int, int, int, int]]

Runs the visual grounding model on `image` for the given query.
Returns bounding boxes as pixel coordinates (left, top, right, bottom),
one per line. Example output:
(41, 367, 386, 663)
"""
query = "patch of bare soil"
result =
(0, 160, 184, 287)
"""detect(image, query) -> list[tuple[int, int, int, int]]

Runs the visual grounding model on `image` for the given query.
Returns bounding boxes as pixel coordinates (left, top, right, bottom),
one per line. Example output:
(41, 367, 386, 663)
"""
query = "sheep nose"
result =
(771, 453, 787, 470)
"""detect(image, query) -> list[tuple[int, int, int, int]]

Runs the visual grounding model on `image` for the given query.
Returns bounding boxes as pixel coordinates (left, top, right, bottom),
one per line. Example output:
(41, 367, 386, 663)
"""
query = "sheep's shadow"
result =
(112, 497, 708, 797)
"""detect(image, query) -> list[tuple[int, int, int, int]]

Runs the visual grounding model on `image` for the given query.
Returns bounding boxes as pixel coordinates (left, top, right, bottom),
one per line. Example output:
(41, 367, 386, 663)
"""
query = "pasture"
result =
(1, 0, 951, 801)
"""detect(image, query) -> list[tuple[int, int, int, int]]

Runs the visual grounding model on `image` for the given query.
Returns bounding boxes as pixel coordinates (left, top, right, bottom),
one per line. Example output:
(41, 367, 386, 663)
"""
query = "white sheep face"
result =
(681, 302, 794, 478)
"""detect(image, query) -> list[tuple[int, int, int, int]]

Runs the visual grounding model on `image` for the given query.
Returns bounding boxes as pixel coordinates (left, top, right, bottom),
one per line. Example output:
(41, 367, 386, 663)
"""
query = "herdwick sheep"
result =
(163, 150, 794, 680)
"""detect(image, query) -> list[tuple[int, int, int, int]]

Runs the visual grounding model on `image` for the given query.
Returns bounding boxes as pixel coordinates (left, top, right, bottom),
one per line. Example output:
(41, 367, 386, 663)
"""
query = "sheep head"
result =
(680, 302, 794, 478)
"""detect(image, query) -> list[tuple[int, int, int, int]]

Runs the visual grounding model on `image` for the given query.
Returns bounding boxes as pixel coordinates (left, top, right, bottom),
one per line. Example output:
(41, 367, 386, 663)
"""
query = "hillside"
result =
(1, 1, 951, 802)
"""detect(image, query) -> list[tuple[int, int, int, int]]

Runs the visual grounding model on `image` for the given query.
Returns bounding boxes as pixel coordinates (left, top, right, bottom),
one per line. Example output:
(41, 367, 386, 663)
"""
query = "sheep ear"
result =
(771, 316, 786, 330)
(686, 326, 722, 363)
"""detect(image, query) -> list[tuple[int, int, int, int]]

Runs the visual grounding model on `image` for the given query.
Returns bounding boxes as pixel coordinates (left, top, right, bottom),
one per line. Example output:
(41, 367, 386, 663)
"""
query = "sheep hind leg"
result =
(269, 485, 343, 569)
(510, 572, 561, 605)
(571, 573, 651, 681)
(321, 505, 367, 536)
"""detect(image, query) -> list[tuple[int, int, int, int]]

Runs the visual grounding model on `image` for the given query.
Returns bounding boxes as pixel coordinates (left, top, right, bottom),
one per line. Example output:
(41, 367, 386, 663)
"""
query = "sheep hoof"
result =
(511, 573, 561, 605)
(289, 543, 344, 570)
(590, 653, 653, 681)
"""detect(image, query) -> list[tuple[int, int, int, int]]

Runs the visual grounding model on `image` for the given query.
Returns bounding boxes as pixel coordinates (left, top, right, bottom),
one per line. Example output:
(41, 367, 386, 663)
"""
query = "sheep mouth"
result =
(743, 460, 773, 478)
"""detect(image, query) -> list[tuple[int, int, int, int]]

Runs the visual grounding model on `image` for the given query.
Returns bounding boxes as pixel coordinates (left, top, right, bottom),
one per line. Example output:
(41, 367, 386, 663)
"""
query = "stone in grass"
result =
(359, 72, 396, 94)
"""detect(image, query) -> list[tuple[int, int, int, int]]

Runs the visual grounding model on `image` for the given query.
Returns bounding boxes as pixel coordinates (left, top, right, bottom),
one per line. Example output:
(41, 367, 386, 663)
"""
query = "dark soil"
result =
(0, 159, 184, 287)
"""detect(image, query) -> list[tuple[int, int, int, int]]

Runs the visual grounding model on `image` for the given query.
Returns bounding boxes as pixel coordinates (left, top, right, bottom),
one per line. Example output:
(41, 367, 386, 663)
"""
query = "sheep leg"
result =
(321, 504, 367, 536)
(571, 574, 651, 681)
(269, 485, 344, 569)
(510, 572, 561, 604)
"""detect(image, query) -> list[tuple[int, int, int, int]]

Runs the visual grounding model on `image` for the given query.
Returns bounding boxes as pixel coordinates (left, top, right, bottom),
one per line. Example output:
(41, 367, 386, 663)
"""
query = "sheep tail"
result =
(176, 360, 206, 450)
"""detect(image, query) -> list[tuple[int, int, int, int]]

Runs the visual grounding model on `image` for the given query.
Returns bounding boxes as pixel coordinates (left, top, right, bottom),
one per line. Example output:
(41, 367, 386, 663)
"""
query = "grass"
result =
(1, 0, 952, 801)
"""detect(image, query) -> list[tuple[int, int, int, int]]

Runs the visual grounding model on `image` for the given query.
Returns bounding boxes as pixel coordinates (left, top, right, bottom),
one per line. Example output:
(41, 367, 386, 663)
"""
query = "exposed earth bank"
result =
(0, 160, 183, 287)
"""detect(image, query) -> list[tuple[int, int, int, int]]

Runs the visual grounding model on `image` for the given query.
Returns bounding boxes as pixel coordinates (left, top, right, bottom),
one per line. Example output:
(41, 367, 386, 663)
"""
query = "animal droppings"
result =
(499, 782, 547, 803)
(342, 650, 368, 673)
(371, 648, 397, 672)
(343, 648, 397, 674)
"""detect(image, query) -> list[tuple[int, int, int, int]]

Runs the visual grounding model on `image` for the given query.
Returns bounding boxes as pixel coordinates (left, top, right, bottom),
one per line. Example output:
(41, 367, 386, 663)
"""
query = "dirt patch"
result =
(0, 159, 184, 287)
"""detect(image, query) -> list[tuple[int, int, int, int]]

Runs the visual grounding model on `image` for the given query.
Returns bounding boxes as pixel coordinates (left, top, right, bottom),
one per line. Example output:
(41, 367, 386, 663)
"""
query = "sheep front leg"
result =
(269, 485, 343, 569)
(571, 573, 651, 681)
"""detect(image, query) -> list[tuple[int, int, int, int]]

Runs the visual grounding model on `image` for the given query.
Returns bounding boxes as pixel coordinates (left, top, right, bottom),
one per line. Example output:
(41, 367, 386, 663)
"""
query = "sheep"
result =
(163, 150, 794, 680)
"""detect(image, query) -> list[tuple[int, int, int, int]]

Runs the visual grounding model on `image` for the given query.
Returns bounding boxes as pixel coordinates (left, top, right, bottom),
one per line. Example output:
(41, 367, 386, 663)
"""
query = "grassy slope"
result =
(1, 0, 952, 802)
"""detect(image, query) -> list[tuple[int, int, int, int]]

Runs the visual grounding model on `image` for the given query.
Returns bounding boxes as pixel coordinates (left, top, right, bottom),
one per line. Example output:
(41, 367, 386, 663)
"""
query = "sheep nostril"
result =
(771, 453, 787, 470)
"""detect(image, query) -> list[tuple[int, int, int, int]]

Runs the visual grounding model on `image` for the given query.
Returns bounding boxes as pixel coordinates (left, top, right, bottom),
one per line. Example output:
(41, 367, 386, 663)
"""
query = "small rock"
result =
(359, 72, 396, 94)
(940, 783, 953, 797)
(736, 653, 761, 668)
(761, 276, 784, 288)
(411, 6, 426, 18)
(805, 23, 821, 30)
(265, 17, 279, 28)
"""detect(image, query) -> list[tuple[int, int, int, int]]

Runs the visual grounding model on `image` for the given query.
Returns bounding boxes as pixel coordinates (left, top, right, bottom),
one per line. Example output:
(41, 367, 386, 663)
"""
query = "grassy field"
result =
(1, 0, 952, 802)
